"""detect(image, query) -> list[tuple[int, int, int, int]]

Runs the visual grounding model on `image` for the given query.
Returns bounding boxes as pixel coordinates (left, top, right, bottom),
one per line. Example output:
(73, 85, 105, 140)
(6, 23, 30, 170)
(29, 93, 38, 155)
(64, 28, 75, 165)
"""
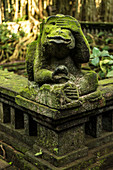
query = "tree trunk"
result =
(32, 0, 39, 16)
(0, 0, 2, 24)
(110, 0, 113, 22)
(80, 0, 87, 21)
(28, 0, 32, 19)
(105, 0, 113, 22)
(71, 0, 79, 18)
(15, 0, 18, 19)
(99, 0, 113, 22)
(20, 0, 26, 18)
(80, 0, 97, 21)
(38, 0, 43, 19)
(3, 0, 9, 21)
(9, 0, 13, 21)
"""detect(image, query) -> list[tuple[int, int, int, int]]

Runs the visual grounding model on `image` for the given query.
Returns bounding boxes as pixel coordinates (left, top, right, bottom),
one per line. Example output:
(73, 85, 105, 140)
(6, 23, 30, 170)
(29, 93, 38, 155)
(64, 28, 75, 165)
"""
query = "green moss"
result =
(34, 69, 53, 85)
(16, 153, 24, 160)
(76, 70, 98, 96)
(0, 69, 27, 97)
(15, 95, 59, 118)
(43, 14, 89, 49)
(41, 14, 90, 52)
(26, 40, 37, 81)
(99, 78, 113, 86)
(83, 90, 102, 102)
(40, 84, 51, 90)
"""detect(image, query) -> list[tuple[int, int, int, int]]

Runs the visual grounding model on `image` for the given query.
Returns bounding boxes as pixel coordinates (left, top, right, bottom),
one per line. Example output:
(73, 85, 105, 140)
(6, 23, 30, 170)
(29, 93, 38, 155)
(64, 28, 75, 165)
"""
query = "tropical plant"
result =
(89, 47, 113, 79)
(0, 23, 36, 64)
(0, 24, 19, 62)
(86, 30, 113, 52)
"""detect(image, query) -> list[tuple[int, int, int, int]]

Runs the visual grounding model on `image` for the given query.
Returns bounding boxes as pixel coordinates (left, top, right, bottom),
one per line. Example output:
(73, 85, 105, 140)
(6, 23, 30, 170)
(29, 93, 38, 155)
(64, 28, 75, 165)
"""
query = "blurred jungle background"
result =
(0, 0, 113, 79)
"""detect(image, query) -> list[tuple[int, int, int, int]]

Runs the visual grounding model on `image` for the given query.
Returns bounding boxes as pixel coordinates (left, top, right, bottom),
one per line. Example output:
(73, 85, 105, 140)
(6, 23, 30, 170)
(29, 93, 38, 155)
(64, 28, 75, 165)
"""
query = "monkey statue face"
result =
(40, 14, 89, 60)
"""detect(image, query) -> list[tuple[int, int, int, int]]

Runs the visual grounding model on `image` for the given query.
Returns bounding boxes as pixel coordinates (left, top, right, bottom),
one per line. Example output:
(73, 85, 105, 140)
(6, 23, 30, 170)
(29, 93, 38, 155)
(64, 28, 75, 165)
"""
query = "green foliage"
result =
(35, 149, 42, 156)
(0, 24, 25, 62)
(15, 15, 27, 23)
(0, 24, 17, 61)
(89, 47, 113, 79)
(86, 31, 113, 52)
(53, 147, 58, 153)
(8, 162, 13, 165)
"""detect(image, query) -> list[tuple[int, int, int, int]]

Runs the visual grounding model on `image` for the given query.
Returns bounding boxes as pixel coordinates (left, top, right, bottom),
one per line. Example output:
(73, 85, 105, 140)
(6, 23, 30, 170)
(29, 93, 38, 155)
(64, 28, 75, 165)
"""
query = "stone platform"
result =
(0, 70, 113, 169)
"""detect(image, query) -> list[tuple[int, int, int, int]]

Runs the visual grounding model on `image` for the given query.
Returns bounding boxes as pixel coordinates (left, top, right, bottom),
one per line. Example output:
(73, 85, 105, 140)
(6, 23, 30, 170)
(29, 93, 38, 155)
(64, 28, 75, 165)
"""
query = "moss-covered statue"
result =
(25, 14, 99, 109)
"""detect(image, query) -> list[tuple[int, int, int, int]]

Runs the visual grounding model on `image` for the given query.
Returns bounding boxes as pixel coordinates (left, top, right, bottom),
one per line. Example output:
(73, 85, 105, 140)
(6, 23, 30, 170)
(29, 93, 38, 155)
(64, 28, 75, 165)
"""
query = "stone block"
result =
(36, 122, 85, 156)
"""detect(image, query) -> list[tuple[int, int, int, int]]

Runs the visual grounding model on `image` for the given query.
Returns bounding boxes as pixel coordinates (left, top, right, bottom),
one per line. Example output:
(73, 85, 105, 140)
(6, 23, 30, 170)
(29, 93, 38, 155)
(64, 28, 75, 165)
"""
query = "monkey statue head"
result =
(39, 14, 90, 63)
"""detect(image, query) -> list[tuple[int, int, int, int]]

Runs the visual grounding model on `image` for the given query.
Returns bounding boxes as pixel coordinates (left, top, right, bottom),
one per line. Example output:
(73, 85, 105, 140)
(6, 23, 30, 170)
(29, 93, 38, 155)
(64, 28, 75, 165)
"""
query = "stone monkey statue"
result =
(26, 14, 97, 96)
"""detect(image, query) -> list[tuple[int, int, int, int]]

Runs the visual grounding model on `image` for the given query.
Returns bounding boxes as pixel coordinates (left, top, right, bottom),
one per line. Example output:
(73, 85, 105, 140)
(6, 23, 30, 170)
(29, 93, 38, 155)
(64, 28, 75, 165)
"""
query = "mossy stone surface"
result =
(0, 69, 106, 116)
(0, 69, 27, 97)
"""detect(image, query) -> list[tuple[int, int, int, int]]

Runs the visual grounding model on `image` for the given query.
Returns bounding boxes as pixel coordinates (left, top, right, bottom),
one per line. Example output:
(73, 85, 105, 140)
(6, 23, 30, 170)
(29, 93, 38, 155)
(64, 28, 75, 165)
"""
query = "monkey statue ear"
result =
(71, 21, 90, 64)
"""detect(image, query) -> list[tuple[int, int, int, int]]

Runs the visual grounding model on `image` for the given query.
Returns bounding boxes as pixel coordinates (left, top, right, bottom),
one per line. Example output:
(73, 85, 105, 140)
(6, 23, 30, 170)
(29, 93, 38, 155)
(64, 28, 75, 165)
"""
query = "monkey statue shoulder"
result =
(25, 14, 98, 109)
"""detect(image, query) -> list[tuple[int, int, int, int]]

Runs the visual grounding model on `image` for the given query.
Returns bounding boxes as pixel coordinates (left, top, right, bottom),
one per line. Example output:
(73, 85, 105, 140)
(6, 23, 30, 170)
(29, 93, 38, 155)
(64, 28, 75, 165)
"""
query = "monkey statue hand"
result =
(52, 65, 69, 83)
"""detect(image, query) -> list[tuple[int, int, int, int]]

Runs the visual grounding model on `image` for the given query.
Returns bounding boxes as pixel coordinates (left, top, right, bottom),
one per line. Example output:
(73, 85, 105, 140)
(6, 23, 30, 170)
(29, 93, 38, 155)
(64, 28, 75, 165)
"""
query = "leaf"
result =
(54, 148, 58, 153)
(35, 149, 42, 156)
(105, 38, 113, 44)
(110, 55, 113, 59)
(100, 61, 107, 73)
(109, 60, 113, 65)
(91, 57, 99, 66)
(90, 54, 94, 59)
(102, 46, 109, 51)
(97, 32, 104, 37)
(106, 70, 113, 77)
(101, 50, 110, 57)
(108, 33, 113, 36)
(102, 59, 110, 65)
(8, 162, 12, 165)
(98, 71, 106, 79)
(92, 47, 101, 57)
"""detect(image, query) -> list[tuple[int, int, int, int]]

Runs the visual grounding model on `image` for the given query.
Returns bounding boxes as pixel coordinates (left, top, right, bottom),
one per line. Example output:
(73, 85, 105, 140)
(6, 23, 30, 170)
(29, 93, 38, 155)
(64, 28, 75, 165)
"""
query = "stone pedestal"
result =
(15, 88, 104, 168)
(1, 70, 113, 169)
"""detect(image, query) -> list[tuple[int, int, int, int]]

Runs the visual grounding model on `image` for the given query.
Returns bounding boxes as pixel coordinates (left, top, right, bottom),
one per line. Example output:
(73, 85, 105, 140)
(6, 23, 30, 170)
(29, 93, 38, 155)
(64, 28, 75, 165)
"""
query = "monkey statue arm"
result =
(34, 69, 53, 85)
(34, 63, 69, 85)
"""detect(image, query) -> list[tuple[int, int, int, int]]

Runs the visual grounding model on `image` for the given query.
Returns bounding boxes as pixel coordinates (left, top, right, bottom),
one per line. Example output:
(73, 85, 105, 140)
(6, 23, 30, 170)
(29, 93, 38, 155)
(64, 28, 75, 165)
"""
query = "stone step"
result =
(85, 131, 113, 150)
(86, 151, 113, 170)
